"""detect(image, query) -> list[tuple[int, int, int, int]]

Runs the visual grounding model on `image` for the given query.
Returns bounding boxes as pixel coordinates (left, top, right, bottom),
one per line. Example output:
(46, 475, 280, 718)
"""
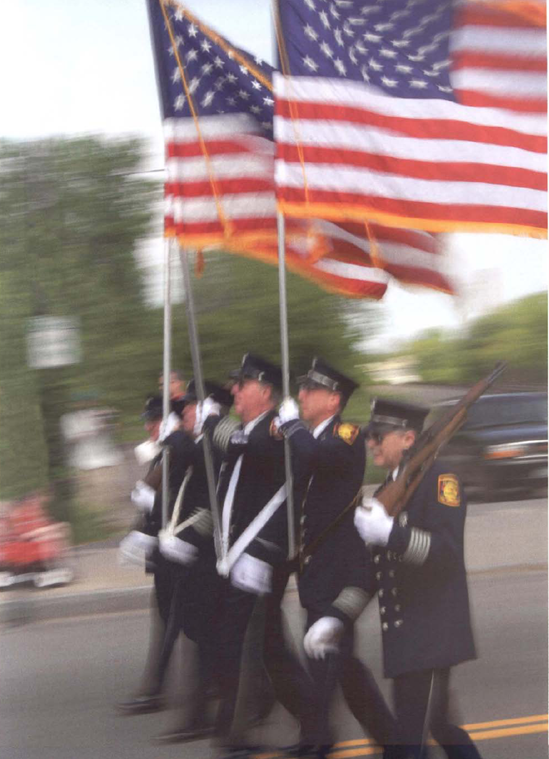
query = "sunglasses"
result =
(366, 428, 397, 445)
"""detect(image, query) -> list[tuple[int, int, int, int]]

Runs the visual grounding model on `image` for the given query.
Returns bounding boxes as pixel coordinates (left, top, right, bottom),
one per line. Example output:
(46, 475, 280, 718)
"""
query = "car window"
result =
(463, 396, 548, 429)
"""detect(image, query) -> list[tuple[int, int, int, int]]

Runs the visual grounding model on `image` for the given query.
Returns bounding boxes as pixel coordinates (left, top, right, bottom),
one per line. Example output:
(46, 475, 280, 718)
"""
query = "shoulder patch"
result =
(269, 419, 283, 440)
(438, 474, 461, 507)
(334, 422, 360, 445)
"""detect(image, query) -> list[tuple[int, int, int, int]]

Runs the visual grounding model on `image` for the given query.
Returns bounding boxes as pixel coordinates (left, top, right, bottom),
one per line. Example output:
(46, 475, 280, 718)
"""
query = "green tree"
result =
(0, 136, 159, 516)
(402, 292, 547, 387)
(175, 249, 381, 384)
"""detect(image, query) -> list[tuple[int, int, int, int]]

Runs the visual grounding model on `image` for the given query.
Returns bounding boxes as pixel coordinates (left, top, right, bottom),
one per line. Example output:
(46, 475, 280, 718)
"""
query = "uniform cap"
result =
(297, 357, 359, 401)
(367, 398, 429, 434)
(141, 395, 163, 421)
(229, 353, 283, 391)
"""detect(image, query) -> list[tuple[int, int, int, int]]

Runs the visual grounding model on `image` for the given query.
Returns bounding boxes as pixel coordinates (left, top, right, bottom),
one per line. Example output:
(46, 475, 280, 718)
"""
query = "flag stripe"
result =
(278, 162, 546, 212)
(452, 51, 547, 73)
(280, 186, 547, 230)
(275, 96, 546, 151)
(277, 143, 546, 191)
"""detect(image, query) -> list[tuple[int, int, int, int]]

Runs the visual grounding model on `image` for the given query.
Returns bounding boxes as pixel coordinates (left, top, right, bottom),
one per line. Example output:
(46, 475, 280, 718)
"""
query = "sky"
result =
(3, 0, 546, 352)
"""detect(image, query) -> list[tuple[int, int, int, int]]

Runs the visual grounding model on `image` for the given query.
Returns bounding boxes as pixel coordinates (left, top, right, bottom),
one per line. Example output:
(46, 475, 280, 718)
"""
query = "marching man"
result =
(354, 398, 482, 759)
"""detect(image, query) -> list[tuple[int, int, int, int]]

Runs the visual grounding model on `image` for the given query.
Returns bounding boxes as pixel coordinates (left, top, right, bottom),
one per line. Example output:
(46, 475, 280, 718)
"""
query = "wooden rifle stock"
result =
(377, 362, 507, 518)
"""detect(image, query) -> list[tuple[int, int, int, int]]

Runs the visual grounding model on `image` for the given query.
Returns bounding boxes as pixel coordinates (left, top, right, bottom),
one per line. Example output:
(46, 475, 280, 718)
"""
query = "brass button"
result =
(394, 619, 403, 628)
(382, 622, 389, 631)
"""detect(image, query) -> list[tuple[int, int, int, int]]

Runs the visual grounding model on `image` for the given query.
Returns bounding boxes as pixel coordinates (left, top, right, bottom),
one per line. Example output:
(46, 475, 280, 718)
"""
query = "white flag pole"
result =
(276, 210, 296, 560)
(178, 245, 224, 562)
(161, 237, 172, 529)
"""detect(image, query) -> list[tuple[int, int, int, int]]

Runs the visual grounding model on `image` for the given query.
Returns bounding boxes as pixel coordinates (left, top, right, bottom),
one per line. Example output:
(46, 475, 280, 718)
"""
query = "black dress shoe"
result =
(116, 694, 164, 715)
(153, 725, 215, 744)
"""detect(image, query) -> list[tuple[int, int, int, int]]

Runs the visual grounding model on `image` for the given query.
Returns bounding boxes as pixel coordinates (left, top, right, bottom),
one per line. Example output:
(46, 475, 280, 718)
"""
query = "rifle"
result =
(294, 362, 506, 570)
(376, 361, 507, 518)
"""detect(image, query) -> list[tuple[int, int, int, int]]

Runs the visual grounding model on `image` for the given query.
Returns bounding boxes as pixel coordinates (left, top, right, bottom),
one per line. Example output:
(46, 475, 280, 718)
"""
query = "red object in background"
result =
(0, 496, 71, 571)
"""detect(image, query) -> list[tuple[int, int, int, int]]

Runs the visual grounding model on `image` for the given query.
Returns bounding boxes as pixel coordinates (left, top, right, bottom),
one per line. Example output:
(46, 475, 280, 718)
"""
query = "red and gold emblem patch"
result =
(334, 423, 359, 445)
(438, 474, 461, 507)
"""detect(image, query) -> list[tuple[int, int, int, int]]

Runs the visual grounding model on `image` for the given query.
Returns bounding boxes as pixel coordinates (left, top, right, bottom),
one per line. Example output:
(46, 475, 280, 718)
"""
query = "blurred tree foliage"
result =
(0, 136, 159, 513)
(407, 292, 547, 386)
(0, 136, 381, 519)
(183, 250, 380, 382)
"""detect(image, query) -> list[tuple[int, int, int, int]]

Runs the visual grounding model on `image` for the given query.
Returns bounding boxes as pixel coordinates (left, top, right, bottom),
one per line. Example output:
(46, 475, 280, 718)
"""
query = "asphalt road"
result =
(1, 566, 546, 759)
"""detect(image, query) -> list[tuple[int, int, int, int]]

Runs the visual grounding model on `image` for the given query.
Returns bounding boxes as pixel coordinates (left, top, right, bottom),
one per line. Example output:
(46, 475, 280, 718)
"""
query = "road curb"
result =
(1, 563, 546, 624)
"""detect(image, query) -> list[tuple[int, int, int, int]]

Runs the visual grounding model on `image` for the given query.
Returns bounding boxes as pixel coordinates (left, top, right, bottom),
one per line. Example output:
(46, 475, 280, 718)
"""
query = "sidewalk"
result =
(1, 495, 546, 623)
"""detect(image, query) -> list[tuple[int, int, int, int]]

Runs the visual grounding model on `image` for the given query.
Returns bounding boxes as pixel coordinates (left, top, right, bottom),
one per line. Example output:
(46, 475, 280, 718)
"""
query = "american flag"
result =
(147, 0, 277, 250)
(274, 0, 547, 237)
(147, 0, 453, 298)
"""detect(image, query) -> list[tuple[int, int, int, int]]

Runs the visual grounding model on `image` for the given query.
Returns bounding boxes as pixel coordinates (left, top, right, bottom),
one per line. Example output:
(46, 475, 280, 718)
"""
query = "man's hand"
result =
(118, 531, 158, 567)
(130, 480, 156, 513)
(354, 497, 394, 546)
(303, 617, 344, 659)
(278, 397, 300, 425)
(194, 397, 221, 436)
(159, 532, 198, 566)
(230, 553, 272, 595)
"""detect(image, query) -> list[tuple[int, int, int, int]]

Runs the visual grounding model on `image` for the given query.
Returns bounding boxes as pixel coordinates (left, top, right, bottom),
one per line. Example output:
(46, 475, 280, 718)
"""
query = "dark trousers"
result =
(263, 566, 317, 742)
(305, 610, 397, 750)
(215, 566, 316, 747)
(392, 668, 483, 759)
(139, 556, 179, 696)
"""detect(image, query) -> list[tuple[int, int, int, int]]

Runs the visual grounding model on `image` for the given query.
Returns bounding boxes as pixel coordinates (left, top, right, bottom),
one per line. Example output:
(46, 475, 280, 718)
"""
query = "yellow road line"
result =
(463, 713, 548, 730)
(256, 715, 548, 759)
(333, 715, 548, 748)
(468, 722, 548, 741)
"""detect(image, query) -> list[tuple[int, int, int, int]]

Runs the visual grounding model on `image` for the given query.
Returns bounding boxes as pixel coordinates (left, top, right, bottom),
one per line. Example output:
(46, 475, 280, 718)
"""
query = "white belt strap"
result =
(217, 483, 287, 577)
(166, 466, 193, 536)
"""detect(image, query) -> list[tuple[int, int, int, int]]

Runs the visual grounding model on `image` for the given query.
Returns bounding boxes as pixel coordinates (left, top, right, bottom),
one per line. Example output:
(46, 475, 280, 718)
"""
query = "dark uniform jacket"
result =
(282, 415, 372, 626)
(145, 430, 195, 539)
(215, 409, 290, 559)
(370, 460, 476, 678)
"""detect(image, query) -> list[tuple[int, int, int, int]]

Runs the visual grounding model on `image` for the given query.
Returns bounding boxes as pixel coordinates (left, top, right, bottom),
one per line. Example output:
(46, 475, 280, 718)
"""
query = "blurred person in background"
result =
(60, 391, 123, 527)
(354, 399, 481, 759)
(159, 369, 187, 419)
(117, 394, 194, 715)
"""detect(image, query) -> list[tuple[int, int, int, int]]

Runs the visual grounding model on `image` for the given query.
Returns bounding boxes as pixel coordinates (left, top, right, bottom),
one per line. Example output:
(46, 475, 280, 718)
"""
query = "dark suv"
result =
(432, 392, 548, 501)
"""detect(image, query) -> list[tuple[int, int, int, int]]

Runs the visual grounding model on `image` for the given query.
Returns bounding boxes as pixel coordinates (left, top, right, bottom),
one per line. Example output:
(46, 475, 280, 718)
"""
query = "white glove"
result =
(130, 481, 156, 513)
(134, 439, 161, 466)
(194, 397, 221, 436)
(118, 531, 158, 567)
(159, 532, 198, 566)
(354, 497, 394, 546)
(278, 397, 300, 425)
(159, 411, 180, 442)
(304, 617, 344, 660)
(230, 553, 273, 595)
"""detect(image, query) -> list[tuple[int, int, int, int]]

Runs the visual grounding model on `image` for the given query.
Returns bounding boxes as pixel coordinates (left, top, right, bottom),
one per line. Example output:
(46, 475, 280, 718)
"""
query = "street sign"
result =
(27, 316, 81, 369)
